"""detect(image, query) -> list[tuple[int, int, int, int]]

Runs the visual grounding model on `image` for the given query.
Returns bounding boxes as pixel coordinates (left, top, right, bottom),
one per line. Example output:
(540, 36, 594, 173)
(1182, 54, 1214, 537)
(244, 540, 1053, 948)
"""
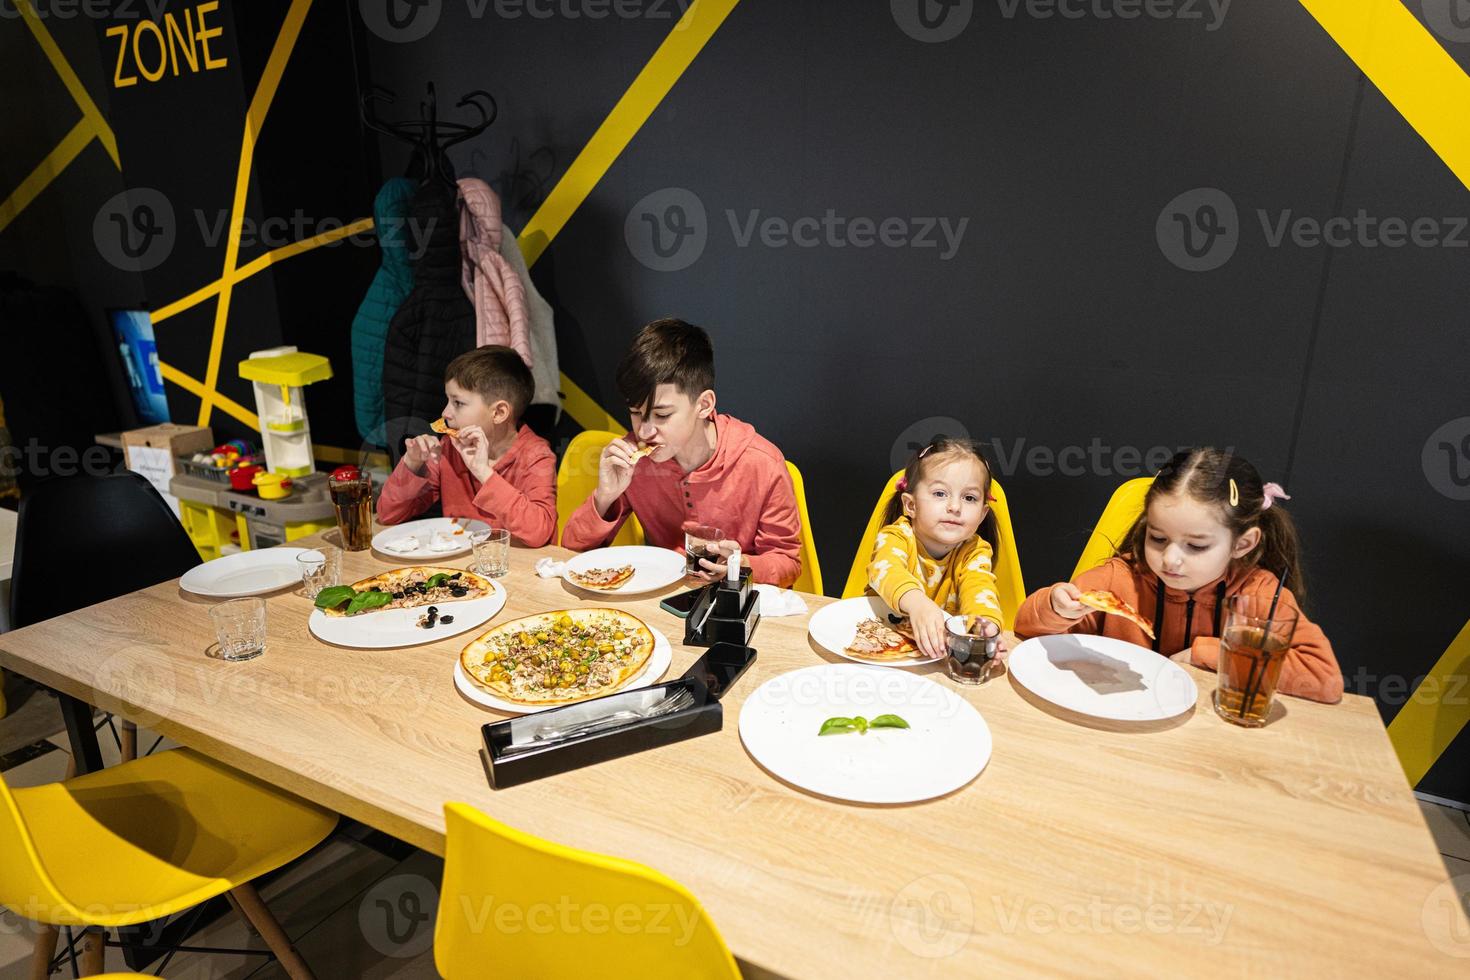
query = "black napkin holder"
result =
(684, 570, 760, 647)
(481, 643, 758, 788)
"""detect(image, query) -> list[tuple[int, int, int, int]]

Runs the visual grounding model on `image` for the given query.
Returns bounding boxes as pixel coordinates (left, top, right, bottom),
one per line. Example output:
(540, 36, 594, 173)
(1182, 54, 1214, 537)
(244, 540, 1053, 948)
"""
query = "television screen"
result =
(110, 308, 170, 425)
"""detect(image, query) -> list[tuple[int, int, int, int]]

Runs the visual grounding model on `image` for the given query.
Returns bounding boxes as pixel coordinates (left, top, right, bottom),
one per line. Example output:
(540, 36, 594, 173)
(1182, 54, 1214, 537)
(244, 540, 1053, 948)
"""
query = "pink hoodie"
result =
(561, 414, 803, 587)
(377, 424, 557, 547)
(457, 178, 532, 365)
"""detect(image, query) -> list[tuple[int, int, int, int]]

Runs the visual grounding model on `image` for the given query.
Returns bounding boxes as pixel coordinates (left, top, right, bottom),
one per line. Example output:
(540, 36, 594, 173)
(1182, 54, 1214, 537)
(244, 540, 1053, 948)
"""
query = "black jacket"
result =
(382, 181, 476, 463)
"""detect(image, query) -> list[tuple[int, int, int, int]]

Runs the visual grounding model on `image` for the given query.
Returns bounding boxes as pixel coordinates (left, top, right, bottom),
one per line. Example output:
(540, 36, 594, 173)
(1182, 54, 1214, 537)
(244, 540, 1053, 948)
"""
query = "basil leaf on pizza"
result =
(313, 585, 357, 611)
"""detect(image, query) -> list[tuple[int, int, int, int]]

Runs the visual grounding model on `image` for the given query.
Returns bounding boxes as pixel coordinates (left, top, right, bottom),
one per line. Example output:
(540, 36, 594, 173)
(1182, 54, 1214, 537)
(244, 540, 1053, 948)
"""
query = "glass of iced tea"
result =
(1213, 595, 1298, 727)
(328, 466, 374, 551)
(682, 522, 724, 576)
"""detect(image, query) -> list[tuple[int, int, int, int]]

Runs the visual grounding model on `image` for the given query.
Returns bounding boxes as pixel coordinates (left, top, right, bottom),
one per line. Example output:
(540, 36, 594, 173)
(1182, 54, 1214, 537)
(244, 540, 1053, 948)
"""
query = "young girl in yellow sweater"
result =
(866, 437, 1007, 661)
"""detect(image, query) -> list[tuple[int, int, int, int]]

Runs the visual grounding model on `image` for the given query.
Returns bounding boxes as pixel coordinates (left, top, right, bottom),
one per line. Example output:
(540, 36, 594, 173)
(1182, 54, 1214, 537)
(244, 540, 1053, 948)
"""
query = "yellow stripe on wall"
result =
(518, 0, 742, 268)
(1298, 0, 1470, 191)
(1389, 618, 1470, 786)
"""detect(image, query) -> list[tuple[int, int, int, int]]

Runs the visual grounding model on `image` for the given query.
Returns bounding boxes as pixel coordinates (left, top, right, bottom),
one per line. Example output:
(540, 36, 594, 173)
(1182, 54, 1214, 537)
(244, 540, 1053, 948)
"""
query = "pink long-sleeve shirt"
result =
(377, 424, 557, 547)
(561, 413, 803, 587)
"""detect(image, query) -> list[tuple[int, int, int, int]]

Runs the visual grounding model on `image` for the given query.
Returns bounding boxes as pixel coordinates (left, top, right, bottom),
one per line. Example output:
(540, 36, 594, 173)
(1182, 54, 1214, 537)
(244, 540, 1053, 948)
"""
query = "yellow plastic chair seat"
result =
(3, 748, 336, 928)
(436, 802, 741, 979)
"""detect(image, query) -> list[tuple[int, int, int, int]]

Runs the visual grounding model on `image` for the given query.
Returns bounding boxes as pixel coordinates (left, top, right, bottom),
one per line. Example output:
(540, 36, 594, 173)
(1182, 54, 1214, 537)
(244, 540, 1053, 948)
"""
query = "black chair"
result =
(9, 472, 201, 761)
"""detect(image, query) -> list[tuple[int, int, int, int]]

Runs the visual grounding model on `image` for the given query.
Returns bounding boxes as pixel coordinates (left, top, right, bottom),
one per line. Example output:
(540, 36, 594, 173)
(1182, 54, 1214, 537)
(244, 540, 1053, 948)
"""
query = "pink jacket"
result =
(457, 178, 532, 365)
(561, 414, 803, 587)
(377, 424, 557, 547)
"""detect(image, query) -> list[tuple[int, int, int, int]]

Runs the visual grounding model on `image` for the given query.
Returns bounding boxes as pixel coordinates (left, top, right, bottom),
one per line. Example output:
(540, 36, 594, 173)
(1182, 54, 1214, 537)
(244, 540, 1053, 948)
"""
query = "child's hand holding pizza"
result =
(898, 591, 949, 661)
(1048, 582, 1090, 620)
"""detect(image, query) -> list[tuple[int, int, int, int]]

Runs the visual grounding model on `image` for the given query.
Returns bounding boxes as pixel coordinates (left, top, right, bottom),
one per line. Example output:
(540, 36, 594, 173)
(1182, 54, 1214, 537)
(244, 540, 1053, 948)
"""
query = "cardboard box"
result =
(122, 423, 214, 516)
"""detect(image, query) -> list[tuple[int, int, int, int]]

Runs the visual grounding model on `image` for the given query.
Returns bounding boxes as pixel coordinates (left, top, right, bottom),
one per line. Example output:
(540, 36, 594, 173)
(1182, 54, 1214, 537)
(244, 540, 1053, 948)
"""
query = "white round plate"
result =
(739, 663, 992, 804)
(562, 546, 686, 596)
(1007, 634, 1199, 722)
(372, 517, 488, 560)
(808, 595, 942, 667)
(180, 548, 311, 598)
(453, 628, 673, 714)
(308, 579, 507, 649)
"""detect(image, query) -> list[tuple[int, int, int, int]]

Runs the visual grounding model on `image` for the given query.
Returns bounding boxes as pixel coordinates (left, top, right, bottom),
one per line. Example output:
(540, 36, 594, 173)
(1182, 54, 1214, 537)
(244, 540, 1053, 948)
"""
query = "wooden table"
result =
(2, 532, 1463, 977)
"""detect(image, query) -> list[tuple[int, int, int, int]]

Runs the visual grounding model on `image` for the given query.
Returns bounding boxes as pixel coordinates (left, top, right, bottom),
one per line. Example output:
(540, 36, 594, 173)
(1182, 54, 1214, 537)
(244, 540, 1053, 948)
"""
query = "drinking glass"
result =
(296, 546, 340, 599)
(210, 598, 266, 662)
(471, 528, 510, 577)
(1213, 595, 1298, 727)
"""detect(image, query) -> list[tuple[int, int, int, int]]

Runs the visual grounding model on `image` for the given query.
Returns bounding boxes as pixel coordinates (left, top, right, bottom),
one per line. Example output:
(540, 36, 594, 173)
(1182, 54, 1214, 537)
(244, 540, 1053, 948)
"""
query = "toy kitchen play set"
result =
(167, 347, 340, 558)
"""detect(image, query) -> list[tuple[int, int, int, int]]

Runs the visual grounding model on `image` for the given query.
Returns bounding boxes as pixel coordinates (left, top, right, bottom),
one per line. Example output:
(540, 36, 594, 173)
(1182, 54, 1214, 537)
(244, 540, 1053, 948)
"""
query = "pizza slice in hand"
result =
(430, 418, 460, 438)
(1077, 589, 1156, 640)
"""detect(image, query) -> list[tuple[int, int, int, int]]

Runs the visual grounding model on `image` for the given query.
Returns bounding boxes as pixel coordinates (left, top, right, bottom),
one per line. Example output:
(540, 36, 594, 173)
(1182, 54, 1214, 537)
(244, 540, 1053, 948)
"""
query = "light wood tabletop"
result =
(1, 530, 1464, 977)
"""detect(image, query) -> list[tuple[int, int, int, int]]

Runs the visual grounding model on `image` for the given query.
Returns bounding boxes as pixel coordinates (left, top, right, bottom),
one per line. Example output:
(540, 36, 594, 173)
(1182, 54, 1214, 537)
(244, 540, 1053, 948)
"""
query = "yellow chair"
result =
(435, 802, 740, 980)
(1070, 477, 1153, 580)
(2, 747, 337, 978)
(841, 471, 1026, 629)
(556, 431, 645, 547)
(784, 460, 823, 595)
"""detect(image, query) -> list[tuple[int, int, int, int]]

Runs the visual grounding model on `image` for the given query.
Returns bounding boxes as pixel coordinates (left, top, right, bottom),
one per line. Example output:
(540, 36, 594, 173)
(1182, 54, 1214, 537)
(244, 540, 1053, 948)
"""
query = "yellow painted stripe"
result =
(159, 361, 261, 430)
(0, 118, 92, 235)
(1298, 0, 1470, 191)
(197, 0, 314, 426)
(153, 218, 374, 323)
(1388, 618, 1470, 785)
(560, 373, 627, 435)
(152, 279, 225, 325)
(517, 0, 742, 267)
(14, 0, 119, 168)
(234, 217, 375, 279)
(519, 0, 741, 431)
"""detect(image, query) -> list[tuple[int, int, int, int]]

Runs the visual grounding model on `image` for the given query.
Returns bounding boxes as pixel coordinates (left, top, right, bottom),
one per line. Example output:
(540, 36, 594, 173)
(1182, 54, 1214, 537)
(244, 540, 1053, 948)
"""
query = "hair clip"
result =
(1228, 478, 1240, 507)
(1261, 482, 1292, 509)
(896, 477, 909, 492)
(917, 443, 936, 459)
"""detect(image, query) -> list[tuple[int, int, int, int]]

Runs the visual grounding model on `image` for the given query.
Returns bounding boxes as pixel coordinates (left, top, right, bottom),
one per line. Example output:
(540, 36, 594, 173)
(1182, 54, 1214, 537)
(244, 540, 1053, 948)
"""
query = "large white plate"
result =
(1007, 633, 1199, 722)
(180, 548, 311, 598)
(808, 595, 942, 667)
(739, 664, 991, 804)
(308, 579, 507, 649)
(562, 546, 686, 596)
(372, 517, 487, 560)
(454, 627, 673, 715)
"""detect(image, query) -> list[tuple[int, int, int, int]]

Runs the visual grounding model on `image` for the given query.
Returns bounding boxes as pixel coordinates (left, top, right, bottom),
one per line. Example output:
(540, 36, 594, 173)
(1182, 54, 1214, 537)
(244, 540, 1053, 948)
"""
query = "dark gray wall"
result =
(2, 1, 1467, 799)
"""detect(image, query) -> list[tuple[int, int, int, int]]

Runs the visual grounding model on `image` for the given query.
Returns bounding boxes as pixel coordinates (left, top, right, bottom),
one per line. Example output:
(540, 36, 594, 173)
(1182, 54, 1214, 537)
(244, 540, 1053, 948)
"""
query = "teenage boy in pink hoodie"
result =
(561, 318, 803, 587)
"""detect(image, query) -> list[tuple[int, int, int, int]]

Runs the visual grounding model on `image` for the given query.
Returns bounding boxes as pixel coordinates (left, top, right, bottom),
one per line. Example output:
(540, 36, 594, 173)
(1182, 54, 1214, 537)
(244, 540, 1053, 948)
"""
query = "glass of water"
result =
(296, 546, 340, 599)
(470, 528, 511, 577)
(210, 598, 266, 662)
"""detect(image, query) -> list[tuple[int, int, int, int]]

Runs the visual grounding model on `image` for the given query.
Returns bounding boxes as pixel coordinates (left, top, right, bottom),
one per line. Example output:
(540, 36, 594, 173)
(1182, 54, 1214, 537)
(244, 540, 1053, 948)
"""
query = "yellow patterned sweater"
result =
(867, 517, 1003, 626)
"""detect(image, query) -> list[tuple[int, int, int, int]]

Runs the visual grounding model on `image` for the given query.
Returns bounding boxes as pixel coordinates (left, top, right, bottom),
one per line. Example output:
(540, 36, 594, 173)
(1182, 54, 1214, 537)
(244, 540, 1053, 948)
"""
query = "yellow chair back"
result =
(0, 773, 76, 923)
(841, 471, 1025, 628)
(435, 803, 741, 980)
(556, 431, 644, 547)
(1070, 477, 1154, 580)
(784, 460, 823, 595)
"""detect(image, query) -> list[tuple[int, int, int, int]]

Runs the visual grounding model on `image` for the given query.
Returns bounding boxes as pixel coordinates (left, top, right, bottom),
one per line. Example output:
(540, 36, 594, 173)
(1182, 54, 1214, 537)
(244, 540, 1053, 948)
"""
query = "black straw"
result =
(1237, 571, 1287, 719)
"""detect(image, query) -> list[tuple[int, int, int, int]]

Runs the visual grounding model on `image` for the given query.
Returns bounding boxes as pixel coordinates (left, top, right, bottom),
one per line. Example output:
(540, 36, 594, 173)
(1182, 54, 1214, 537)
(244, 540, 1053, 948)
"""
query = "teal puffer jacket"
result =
(351, 178, 416, 445)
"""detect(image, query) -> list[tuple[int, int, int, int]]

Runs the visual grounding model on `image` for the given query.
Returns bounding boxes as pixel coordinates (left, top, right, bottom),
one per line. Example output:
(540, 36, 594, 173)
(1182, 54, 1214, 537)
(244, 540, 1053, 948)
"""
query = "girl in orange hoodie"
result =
(1015, 448, 1343, 703)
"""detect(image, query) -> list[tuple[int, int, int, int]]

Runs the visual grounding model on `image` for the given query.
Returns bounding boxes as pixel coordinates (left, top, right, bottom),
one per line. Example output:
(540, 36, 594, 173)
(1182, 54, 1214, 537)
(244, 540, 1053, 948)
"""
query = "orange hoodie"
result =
(1015, 557, 1343, 704)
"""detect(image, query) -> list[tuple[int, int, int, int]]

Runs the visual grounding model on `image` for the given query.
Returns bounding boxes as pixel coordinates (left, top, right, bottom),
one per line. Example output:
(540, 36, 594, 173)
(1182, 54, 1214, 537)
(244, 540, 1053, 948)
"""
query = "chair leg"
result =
(63, 753, 76, 781)
(78, 928, 106, 976)
(29, 923, 58, 980)
(120, 720, 137, 763)
(229, 883, 315, 980)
